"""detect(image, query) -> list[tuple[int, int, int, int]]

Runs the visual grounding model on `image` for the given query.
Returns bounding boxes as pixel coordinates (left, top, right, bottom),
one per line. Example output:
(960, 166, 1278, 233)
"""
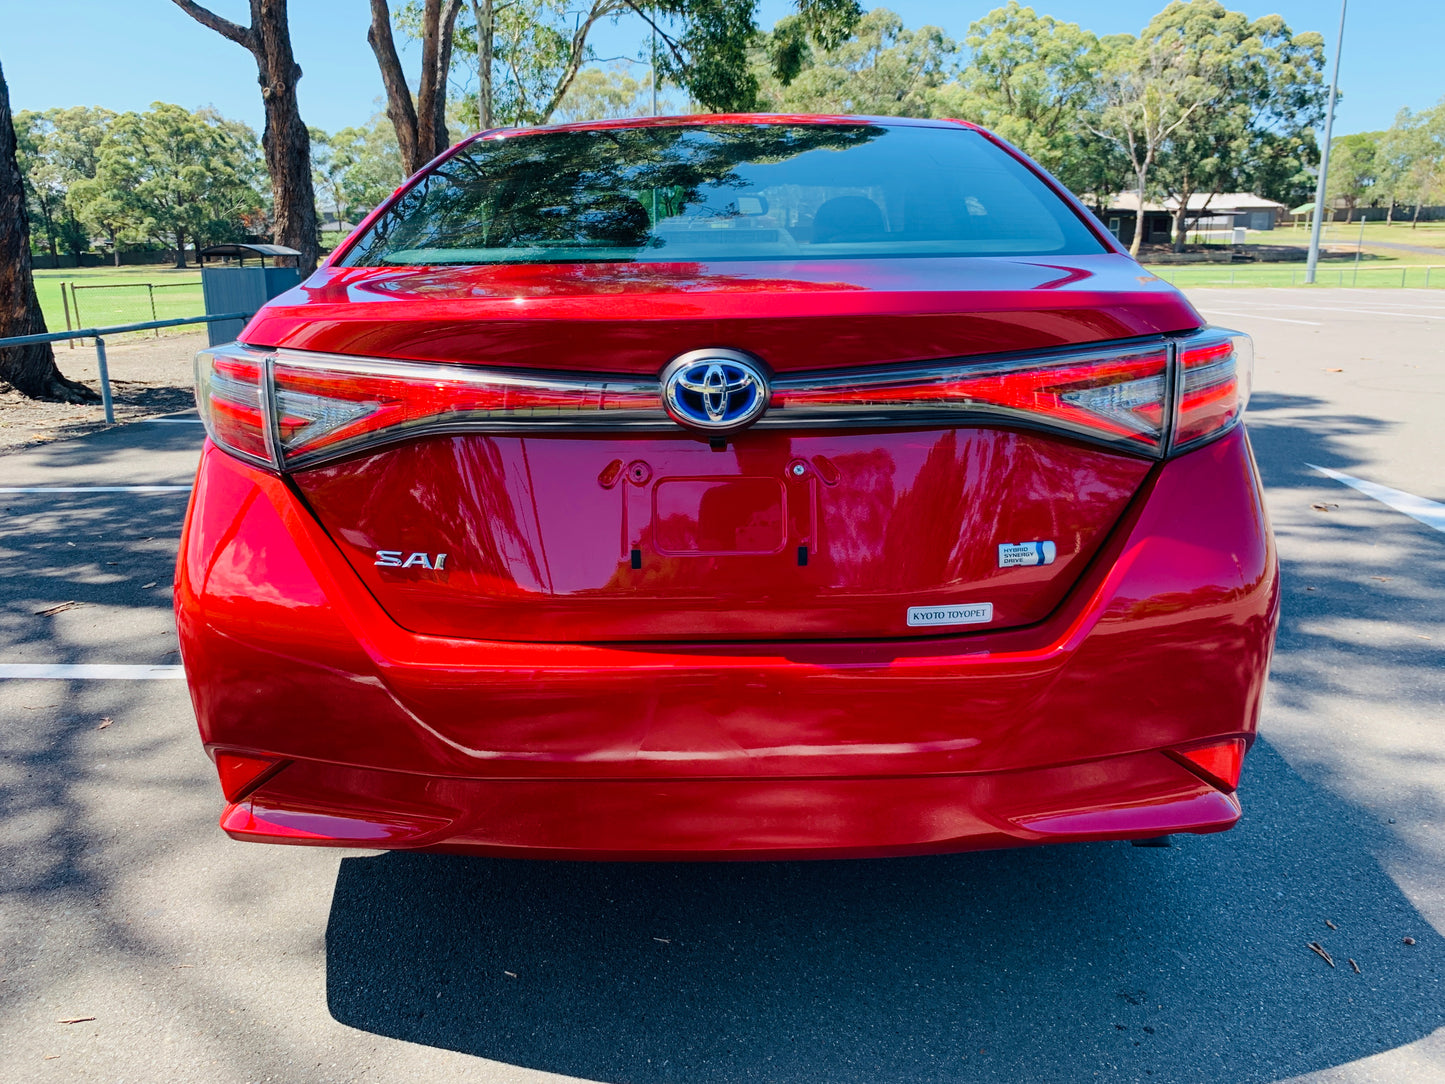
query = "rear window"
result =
(340, 123, 1105, 267)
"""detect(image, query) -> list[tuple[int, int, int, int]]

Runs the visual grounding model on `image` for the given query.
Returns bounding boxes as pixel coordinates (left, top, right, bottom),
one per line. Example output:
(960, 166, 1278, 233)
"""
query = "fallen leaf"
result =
(57, 1016, 95, 1025)
(1349, 958, 1361, 974)
(1326, 367, 1344, 372)
(1310, 502, 1339, 512)
(1404, 937, 1416, 946)
(1307, 942, 1335, 967)
(141, 582, 158, 589)
(44, 1054, 60, 1059)
(1325, 919, 1337, 930)
(96, 718, 112, 730)
(34, 601, 81, 616)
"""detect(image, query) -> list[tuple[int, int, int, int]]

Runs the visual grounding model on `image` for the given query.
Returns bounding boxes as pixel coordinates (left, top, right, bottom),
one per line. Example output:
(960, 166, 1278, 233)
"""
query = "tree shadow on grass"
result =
(324, 739, 1444, 1084)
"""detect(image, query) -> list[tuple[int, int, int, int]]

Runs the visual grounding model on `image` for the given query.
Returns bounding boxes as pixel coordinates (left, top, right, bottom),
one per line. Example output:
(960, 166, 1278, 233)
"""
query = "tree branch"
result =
(168, 0, 257, 54)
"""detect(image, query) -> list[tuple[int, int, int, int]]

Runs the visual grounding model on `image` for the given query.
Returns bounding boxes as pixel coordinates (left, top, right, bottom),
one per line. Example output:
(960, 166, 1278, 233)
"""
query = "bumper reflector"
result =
(1169, 738, 1247, 792)
(214, 752, 286, 802)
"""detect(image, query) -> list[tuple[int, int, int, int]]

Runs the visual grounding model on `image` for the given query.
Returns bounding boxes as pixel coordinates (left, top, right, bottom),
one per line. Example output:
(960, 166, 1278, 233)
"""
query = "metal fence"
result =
(0, 312, 250, 425)
(58, 280, 205, 346)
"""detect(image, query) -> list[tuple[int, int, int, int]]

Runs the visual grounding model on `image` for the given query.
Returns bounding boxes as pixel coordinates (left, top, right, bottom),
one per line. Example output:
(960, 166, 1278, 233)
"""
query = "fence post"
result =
(147, 284, 158, 336)
(1403, 268, 1408, 288)
(61, 282, 74, 349)
(1428, 266, 1434, 288)
(94, 337, 115, 425)
(70, 286, 83, 343)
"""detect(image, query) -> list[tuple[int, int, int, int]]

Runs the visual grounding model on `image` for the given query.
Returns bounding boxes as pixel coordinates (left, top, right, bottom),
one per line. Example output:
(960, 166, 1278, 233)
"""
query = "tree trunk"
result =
(110, 228, 120, 266)
(369, 0, 461, 175)
(174, 226, 188, 268)
(253, 1, 319, 273)
(170, 0, 320, 274)
(473, 0, 494, 129)
(369, 0, 421, 173)
(1171, 204, 1189, 252)
(1128, 172, 1147, 259)
(1387, 200, 1395, 225)
(1412, 200, 1422, 228)
(0, 60, 97, 403)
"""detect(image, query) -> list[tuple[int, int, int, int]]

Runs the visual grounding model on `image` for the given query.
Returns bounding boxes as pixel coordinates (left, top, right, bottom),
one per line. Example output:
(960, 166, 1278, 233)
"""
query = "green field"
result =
(1146, 261, 1445, 288)
(33, 265, 206, 340)
(1272, 219, 1445, 250)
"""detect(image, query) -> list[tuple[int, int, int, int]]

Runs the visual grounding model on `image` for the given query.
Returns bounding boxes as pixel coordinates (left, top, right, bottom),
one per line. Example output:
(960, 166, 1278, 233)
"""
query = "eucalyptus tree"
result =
(0, 59, 96, 403)
(934, 3, 1103, 192)
(1144, 1, 1325, 249)
(169, 0, 320, 273)
(15, 106, 114, 263)
(90, 104, 264, 267)
(1086, 31, 1215, 257)
(1327, 132, 1381, 222)
(757, 8, 955, 117)
(1380, 100, 1445, 228)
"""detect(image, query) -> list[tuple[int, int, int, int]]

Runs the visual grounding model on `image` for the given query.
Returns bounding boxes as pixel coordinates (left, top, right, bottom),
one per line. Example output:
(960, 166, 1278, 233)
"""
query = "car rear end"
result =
(177, 116, 1278, 859)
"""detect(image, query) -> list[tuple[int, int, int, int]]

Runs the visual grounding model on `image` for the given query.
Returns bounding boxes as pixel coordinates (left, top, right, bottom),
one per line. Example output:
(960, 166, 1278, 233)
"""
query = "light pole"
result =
(1306, 0, 1347, 285)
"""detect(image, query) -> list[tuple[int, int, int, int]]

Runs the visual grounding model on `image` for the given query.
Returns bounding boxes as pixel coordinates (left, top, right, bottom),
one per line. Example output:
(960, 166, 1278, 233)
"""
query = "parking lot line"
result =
(0, 663, 186, 680)
(1195, 308, 1322, 325)
(0, 485, 192, 493)
(1310, 464, 1445, 533)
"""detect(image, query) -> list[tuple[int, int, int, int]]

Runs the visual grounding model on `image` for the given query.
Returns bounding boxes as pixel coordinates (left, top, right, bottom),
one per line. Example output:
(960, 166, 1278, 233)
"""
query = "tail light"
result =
(195, 328, 1251, 470)
(1174, 331, 1252, 451)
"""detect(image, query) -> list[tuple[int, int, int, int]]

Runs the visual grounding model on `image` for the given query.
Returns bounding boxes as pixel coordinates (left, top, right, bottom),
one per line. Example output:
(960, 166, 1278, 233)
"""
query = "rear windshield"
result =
(340, 123, 1105, 266)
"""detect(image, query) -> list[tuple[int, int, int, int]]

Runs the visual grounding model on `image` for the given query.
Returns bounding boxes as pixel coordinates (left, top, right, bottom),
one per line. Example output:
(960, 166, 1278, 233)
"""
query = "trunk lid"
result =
(260, 256, 1194, 643)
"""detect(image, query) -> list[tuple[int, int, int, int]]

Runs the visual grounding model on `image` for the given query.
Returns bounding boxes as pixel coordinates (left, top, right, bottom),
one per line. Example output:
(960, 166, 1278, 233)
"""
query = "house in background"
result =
(1088, 192, 1287, 245)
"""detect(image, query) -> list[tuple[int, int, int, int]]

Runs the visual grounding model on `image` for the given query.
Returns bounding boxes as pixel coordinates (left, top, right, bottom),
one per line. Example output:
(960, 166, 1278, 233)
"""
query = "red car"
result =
(178, 115, 1277, 859)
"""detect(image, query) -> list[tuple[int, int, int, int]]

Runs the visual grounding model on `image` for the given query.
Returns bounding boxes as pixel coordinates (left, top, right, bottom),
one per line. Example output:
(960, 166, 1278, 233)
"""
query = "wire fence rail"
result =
(57, 279, 205, 346)
(0, 312, 251, 425)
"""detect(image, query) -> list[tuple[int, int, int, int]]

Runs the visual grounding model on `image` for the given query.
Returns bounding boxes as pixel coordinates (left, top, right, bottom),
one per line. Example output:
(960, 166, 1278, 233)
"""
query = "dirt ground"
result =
(0, 331, 203, 454)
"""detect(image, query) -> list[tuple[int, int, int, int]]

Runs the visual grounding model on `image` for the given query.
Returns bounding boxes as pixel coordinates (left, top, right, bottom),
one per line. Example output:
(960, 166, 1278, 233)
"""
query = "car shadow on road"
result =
(322, 398, 1444, 1083)
(324, 737, 1443, 1084)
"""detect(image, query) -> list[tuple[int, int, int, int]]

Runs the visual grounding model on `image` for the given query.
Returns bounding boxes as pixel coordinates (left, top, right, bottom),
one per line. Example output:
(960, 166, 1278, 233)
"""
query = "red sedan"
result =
(177, 115, 1277, 859)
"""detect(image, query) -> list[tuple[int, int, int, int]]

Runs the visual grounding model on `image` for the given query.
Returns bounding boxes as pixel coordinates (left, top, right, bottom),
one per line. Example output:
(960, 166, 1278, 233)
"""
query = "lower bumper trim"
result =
(218, 749, 1242, 860)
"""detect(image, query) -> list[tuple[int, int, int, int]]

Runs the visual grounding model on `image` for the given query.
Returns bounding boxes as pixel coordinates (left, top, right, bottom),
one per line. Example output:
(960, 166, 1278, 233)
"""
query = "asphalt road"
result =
(2, 288, 1443, 1083)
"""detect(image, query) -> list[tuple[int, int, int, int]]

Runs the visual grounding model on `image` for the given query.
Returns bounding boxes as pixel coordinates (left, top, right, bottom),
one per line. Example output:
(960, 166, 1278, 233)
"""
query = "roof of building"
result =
(1093, 192, 1287, 213)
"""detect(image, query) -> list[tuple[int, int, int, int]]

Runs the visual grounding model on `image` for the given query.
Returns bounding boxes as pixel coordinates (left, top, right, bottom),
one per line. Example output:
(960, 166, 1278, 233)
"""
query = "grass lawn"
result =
(1146, 261, 1445, 289)
(32, 264, 206, 340)
(1272, 219, 1445, 249)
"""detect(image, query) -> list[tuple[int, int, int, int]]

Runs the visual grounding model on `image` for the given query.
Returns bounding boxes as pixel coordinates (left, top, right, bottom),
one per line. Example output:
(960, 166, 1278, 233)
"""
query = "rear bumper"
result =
(176, 426, 1278, 859)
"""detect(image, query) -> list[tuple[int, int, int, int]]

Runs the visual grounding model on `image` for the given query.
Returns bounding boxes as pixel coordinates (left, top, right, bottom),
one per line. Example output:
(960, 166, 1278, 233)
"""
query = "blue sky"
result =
(4, 0, 1440, 137)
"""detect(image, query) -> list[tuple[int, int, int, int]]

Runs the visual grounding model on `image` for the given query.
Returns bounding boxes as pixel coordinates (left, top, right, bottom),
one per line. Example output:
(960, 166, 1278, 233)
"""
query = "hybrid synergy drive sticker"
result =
(998, 541, 1057, 568)
(907, 603, 994, 627)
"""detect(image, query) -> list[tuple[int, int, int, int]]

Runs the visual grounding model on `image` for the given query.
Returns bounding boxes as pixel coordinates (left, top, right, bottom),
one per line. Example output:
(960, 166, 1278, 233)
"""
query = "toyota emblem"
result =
(660, 349, 770, 433)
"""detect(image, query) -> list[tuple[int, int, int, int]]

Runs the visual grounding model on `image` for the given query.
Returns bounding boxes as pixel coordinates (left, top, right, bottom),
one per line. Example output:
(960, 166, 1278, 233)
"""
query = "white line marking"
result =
(1309, 464, 1445, 533)
(1233, 303, 1445, 320)
(0, 486, 191, 494)
(0, 664, 186, 681)
(1197, 308, 1322, 326)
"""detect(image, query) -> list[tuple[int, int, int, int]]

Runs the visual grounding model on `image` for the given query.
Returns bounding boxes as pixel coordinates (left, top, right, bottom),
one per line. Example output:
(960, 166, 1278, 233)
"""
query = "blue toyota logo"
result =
(661, 350, 770, 432)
